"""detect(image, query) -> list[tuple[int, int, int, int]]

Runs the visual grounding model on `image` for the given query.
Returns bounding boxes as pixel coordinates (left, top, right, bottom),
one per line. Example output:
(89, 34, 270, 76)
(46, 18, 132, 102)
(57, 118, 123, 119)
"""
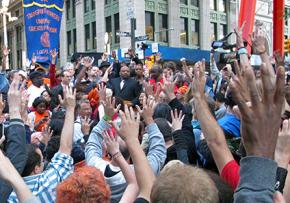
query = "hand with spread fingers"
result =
(41, 125, 53, 147)
(113, 105, 140, 142)
(229, 58, 285, 159)
(160, 75, 176, 102)
(81, 116, 93, 135)
(102, 96, 121, 119)
(251, 28, 267, 55)
(275, 119, 290, 168)
(171, 109, 185, 132)
(136, 97, 155, 125)
(8, 76, 25, 119)
(234, 21, 246, 49)
(97, 83, 107, 104)
(103, 130, 120, 156)
(62, 86, 76, 110)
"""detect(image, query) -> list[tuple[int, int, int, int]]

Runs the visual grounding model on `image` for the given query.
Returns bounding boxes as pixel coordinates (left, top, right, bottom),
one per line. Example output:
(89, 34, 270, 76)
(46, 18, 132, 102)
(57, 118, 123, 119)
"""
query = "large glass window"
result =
(145, 12, 155, 41)
(85, 24, 90, 50)
(158, 14, 168, 42)
(91, 0, 95, 10)
(105, 16, 112, 45)
(73, 29, 77, 53)
(210, 0, 217, 10)
(66, 0, 71, 20)
(219, 24, 227, 39)
(191, 19, 199, 46)
(72, 0, 76, 18)
(114, 13, 120, 43)
(210, 23, 217, 41)
(67, 31, 72, 56)
(191, 0, 199, 7)
(92, 21, 96, 49)
(180, 0, 187, 5)
(84, 0, 90, 13)
(218, 0, 226, 12)
(180, 17, 188, 45)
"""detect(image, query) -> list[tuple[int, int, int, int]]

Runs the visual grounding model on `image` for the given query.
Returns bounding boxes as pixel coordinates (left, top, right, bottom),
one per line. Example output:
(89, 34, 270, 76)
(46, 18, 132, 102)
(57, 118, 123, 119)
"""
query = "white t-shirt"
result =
(27, 85, 45, 108)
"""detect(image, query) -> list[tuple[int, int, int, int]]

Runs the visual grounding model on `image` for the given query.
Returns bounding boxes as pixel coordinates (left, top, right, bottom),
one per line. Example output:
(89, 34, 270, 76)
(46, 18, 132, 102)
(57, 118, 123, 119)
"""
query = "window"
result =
(105, 0, 110, 4)
(158, 14, 168, 42)
(72, 0, 76, 18)
(73, 29, 77, 53)
(191, 0, 199, 7)
(84, 0, 90, 13)
(105, 16, 112, 44)
(92, 22, 96, 49)
(219, 24, 227, 39)
(218, 0, 226, 12)
(180, 18, 188, 45)
(210, 0, 217, 10)
(114, 13, 120, 43)
(91, 0, 95, 10)
(210, 23, 217, 41)
(66, 0, 71, 20)
(180, 0, 187, 5)
(85, 24, 90, 50)
(67, 31, 72, 55)
(145, 12, 155, 41)
(16, 26, 22, 68)
(191, 19, 199, 46)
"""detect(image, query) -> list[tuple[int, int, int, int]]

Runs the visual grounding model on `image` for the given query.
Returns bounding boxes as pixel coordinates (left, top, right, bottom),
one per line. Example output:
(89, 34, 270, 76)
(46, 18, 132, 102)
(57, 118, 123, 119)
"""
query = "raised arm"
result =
(75, 57, 93, 90)
(192, 60, 234, 174)
(0, 150, 39, 203)
(114, 105, 155, 201)
(58, 86, 76, 155)
(104, 130, 138, 203)
(49, 49, 58, 88)
(0, 77, 28, 202)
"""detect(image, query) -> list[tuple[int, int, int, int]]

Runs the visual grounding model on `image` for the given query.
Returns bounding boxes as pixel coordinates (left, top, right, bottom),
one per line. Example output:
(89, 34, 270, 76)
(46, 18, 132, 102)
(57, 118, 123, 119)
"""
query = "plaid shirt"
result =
(8, 152, 73, 203)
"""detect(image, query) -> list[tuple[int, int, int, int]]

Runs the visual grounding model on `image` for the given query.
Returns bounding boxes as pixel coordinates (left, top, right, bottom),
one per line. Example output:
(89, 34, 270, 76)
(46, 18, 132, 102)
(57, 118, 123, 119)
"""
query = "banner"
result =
(23, 0, 64, 66)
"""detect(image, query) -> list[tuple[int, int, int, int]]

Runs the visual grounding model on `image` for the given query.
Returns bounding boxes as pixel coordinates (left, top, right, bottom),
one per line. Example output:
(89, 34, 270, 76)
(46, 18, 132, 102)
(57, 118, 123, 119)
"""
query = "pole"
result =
(130, 18, 136, 51)
(3, 12, 9, 69)
(273, 0, 285, 56)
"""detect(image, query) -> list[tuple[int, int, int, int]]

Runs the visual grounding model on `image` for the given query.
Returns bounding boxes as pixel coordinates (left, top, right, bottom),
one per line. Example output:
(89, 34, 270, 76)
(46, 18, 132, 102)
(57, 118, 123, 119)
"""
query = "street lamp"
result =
(0, 0, 18, 69)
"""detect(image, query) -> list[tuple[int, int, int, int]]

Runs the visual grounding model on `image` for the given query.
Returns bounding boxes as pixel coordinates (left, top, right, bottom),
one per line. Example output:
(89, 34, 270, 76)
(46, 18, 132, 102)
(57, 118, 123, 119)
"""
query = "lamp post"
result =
(0, 0, 18, 69)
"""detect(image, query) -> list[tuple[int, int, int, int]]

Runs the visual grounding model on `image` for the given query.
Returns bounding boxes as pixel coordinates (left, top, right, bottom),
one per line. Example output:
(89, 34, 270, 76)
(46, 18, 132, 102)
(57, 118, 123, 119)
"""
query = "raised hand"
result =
(102, 96, 121, 119)
(97, 83, 107, 104)
(171, 109, 185, 132)
(62, 86, 76, 109)
(251, 28, 267, 55)
(136, 97, 155, 125)
(234, 21, 246, 48)
(8, 76, 25, 119)
(31, 53, 36, 65)
(113, 105, 140, 142)
(81, 116, 93, 135)
(41, 125, 53, 147)
(275, 119, 290, 168)
(103, 130, 120, 156)
(50, 48, 58, 65)
(160, 76, 176, 101)
(229, 59, 285, 159)
(81, 56, 94, 68)
(191, 60, 206, 100)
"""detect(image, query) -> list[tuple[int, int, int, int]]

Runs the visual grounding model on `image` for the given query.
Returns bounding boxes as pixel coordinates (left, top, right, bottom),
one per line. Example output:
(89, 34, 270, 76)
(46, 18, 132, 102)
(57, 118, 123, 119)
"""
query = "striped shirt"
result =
(8, 152, 73, 203)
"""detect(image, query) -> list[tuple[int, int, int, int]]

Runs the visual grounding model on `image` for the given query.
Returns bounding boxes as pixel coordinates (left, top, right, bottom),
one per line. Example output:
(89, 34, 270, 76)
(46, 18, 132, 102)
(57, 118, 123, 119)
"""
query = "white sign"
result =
(116, 31, 131, 37)
(152, 43, 159, 53)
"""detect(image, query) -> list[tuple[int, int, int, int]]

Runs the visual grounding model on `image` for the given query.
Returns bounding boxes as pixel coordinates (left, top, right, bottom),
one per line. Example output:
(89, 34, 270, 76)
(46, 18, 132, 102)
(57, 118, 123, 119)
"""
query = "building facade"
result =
(0, 0, 289, 68)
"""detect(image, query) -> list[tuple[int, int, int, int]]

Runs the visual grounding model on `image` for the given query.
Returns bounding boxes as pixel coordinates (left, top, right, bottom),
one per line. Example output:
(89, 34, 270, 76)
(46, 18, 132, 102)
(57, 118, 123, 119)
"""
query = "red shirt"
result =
(221, 159, 240, 190)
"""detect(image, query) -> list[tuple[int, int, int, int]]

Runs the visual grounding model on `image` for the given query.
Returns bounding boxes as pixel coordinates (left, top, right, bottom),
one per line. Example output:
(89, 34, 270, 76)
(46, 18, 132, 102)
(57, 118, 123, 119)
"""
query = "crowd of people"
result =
(0, 23, 289, 203)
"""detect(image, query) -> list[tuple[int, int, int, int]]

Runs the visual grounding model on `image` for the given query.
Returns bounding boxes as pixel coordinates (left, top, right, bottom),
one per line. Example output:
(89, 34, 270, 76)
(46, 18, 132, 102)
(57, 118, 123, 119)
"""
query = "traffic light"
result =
(285, 38, 290, 54)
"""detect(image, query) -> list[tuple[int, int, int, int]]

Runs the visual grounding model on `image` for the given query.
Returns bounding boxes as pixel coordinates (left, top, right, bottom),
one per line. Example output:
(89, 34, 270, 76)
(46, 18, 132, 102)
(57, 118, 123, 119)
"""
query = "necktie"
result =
(120, 80, 125, 90)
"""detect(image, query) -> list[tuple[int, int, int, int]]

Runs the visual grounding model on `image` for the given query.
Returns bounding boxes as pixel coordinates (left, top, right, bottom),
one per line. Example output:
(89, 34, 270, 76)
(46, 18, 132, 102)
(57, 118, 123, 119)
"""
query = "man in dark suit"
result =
(108, 65, 142, 106)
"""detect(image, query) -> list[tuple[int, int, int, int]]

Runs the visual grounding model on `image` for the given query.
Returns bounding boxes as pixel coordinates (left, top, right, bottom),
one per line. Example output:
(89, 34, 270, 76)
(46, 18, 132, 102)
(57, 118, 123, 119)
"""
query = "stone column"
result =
(96, 0, 105, 52)
(199, 0, 211, 50)
(75, 0, 85, 52)
(59, 0, 67, 66)
(168, 0, 180, 47)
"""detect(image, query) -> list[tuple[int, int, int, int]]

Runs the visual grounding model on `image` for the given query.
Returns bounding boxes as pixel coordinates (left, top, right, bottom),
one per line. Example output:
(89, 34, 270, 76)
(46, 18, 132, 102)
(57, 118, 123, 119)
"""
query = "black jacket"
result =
(50, 84, 63, 110)
(108, 77, 142, 106)
(0, 119, 27, 202)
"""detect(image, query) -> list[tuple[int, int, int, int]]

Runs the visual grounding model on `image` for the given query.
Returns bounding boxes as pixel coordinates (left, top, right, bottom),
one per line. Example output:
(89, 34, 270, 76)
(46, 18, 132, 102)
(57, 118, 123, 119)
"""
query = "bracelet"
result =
(238, 48, 248, 55)
(103, 114, 112, 122)
(111, 151, 121, 160)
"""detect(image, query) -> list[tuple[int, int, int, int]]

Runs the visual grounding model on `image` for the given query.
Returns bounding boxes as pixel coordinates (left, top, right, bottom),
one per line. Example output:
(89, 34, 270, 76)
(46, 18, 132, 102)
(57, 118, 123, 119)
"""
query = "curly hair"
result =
(56, 166, 111, 203)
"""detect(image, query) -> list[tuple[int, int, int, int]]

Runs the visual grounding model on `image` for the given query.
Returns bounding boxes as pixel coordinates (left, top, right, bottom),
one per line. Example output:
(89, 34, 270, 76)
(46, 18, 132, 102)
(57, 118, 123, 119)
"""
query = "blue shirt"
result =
(217, 113, 241, 137)
(8, 152, 73, 203)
